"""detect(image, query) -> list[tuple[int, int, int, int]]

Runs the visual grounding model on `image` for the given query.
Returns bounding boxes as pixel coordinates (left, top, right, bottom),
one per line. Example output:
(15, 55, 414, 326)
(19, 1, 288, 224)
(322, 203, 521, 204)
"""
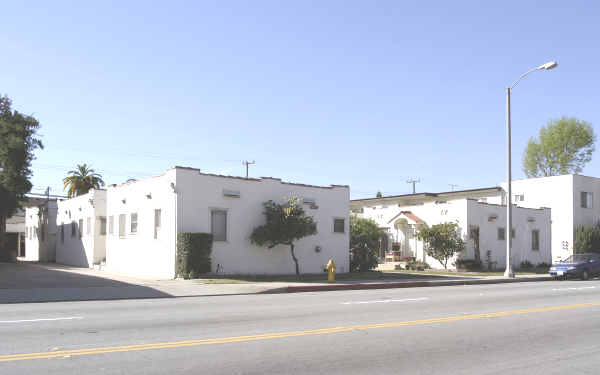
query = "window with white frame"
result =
(532, 230, 540, 251)
(211, 210, 227, 241)
(78, 219, 83, 238)
(119, 214, 126, 238)
(130, 213, 138, 234)
(154, 209, 161, 239)
(334, 218, 345, 233)
(71, 222, 76, 237)
(498, 227, 505, 240)
(108, 216, 114, 235)
(581, 191, 593, 208)
(100, 217, 107, 235)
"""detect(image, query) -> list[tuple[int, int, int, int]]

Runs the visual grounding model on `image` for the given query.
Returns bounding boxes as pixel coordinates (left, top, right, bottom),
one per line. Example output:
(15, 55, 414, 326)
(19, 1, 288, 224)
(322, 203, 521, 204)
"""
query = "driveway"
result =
(0, 262, 296, 303)
(0, 262, 174, 303)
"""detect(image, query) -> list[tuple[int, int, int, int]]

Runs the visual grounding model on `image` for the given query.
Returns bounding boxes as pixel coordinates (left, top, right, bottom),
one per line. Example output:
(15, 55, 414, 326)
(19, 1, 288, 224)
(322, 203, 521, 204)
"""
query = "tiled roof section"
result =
(351, 187, 501, 203)
(388, 211, 425, 224)
(401, 211, 425, 224)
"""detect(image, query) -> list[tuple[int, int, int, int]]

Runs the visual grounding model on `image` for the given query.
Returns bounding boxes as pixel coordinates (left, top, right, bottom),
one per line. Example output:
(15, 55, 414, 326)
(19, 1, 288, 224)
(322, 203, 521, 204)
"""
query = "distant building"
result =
(351, 187, 552, 270)
(23, 199, 59, 262)
(54, 189, 107, 267)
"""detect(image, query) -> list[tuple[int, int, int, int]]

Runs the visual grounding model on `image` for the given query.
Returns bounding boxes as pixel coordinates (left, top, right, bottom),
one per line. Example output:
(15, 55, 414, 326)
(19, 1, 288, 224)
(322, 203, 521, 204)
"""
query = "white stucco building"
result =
(6, 209, 26, 259)
(351, 188, 551, 270)
(23, 200, 59, 262)
(105, 166, 350, 279)
(54, 189, 107, 267)
(502, 174, 600, 262)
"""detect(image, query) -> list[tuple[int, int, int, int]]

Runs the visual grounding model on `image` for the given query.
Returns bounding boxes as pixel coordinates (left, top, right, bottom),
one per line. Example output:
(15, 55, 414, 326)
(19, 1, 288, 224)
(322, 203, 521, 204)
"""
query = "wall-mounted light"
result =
(170, 182, 176, 193)
(121, 198, 126, 204)
(88, 199, 94, 207)
(315, 245, 322, 253)
(146, 193, 152, 199)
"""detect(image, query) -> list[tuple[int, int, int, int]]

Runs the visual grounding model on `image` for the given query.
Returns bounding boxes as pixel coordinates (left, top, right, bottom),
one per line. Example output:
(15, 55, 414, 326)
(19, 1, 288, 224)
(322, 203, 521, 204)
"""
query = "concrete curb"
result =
(283, 276, 554, 293)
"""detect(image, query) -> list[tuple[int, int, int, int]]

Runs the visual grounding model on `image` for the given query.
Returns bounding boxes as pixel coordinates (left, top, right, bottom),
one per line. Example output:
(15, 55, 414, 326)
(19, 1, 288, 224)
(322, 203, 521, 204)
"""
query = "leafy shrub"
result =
(350, 217, 382, 272)
(455, 259, 483, 271)
(176, 233, 213, 279)
(519, 260, 534, 269)
(406, 259, 430, 271)
(417, 222, 465, 269)
(574, 225, 600, 254)
(536, 262, 551, 269)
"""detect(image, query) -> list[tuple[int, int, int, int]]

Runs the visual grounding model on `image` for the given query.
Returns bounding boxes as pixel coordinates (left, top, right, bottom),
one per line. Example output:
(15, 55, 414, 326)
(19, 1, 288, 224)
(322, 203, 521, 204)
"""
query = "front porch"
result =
(378, 211, 427, 264)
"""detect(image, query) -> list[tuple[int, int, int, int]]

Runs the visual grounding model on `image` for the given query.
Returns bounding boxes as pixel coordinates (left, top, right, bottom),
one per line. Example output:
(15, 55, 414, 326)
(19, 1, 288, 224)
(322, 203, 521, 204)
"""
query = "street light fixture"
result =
(504, 60, 557, 278)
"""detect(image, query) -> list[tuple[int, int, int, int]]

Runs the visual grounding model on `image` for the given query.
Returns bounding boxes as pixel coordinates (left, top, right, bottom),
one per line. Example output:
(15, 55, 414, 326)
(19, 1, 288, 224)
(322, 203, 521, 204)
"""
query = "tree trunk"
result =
(289, 243, 300, 277)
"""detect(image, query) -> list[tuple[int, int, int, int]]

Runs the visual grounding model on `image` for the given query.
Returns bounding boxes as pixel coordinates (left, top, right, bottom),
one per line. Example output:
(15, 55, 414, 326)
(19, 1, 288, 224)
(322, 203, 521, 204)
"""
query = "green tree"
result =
(0, 96, 43, 261)
(417, 222, 464, 269)
(350, 216, 382, 272)
(376, 191, 382, 198)
(523, 117, 595, 177)
(574, 225, 600, 254)
(63, 164, 105, 198)
(250, 197, 317, 276)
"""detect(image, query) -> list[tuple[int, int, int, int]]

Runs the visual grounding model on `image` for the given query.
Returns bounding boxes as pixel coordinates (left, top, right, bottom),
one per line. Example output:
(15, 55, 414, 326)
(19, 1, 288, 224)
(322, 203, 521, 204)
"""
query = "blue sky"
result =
(2, 1, 599, 199)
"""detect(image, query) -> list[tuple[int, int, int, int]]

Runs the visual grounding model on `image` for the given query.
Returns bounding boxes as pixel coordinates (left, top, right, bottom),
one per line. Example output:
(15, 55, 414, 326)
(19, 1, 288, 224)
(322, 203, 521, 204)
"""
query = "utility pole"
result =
(407, 178, 420, 194)
(242, 160, 255, 179)
(449, 184, 459, 191)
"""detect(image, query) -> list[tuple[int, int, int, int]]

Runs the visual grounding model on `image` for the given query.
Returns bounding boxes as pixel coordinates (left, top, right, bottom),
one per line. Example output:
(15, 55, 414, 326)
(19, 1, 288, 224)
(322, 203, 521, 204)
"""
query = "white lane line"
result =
(342, 297, 429, 305)
(0, 317, 83, 324)
(552, 286, 597, 291)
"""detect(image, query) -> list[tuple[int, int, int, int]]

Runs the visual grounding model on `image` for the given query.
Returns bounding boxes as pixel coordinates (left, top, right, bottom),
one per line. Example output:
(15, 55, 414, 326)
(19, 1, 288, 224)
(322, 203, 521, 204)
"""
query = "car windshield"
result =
(562, 254, 595, 263)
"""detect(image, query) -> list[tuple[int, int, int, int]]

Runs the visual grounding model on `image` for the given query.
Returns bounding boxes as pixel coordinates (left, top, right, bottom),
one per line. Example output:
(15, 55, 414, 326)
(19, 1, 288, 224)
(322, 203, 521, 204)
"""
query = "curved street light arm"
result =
(509, 66, 539, 90)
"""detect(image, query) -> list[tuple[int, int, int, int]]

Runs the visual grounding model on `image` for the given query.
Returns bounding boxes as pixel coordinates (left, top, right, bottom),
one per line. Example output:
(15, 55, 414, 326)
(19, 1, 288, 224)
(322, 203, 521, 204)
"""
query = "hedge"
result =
(176, 232, 213, 279)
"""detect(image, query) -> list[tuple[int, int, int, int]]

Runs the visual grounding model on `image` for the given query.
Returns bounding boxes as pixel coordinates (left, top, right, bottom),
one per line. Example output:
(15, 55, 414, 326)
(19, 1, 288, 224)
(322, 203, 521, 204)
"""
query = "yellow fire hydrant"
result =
(325, 259, 336, 283)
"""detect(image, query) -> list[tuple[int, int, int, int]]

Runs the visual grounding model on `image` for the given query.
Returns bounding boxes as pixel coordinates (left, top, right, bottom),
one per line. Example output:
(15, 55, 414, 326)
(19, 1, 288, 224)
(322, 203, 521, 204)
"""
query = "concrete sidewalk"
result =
(0, 262, 552, 303)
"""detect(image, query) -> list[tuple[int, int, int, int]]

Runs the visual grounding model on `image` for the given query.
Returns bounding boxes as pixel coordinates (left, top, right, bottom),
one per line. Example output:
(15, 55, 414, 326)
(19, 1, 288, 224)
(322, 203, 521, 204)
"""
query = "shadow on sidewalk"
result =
(0, 262, 173, 304)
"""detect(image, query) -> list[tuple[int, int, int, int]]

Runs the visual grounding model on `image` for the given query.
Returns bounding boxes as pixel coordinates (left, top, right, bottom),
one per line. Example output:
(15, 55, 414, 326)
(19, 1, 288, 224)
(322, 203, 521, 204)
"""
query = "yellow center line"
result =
(2, 301, 599, 363)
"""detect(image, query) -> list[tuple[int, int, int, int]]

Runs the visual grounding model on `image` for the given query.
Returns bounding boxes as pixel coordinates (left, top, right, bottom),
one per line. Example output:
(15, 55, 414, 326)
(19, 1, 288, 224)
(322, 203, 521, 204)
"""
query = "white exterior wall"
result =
(55, 190, 107, 267)
(353, 198, 550, 270)
(105, 167, 349, 279)
(176, 168, 350, 276)
(503, 175, 574, 262)
(466, 200, 551, 269)
(572, 174, 600, 231)
(23, 201, 58, 262)
(105, 171, 177, 279)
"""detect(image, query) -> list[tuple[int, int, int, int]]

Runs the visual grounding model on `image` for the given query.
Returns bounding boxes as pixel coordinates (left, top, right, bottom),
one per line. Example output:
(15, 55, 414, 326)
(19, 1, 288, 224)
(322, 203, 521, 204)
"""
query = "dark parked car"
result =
(549, 254, 600, 280)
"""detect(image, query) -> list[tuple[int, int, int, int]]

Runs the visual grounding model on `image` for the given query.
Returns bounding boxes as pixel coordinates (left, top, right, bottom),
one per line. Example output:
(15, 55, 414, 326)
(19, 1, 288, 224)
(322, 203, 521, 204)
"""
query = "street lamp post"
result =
(504, 61, 558, 278)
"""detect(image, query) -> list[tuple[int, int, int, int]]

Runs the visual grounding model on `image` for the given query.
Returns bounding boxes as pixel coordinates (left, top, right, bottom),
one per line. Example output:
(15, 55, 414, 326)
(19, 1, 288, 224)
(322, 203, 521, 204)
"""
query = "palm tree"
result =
(63, 164, 105, 198)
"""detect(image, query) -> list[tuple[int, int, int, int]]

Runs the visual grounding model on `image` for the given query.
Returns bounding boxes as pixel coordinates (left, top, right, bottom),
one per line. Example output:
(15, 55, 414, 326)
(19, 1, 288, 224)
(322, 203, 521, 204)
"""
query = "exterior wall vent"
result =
(488, 214, 498, 222)
(303, 198, 316, 205)
(223, 189, 241, 198)
(527, 217, 535, 223)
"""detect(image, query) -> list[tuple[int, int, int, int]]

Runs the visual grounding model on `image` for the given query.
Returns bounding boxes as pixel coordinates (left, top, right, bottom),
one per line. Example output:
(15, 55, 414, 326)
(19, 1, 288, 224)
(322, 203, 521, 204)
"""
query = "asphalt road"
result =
(2, 280, 600, 374)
